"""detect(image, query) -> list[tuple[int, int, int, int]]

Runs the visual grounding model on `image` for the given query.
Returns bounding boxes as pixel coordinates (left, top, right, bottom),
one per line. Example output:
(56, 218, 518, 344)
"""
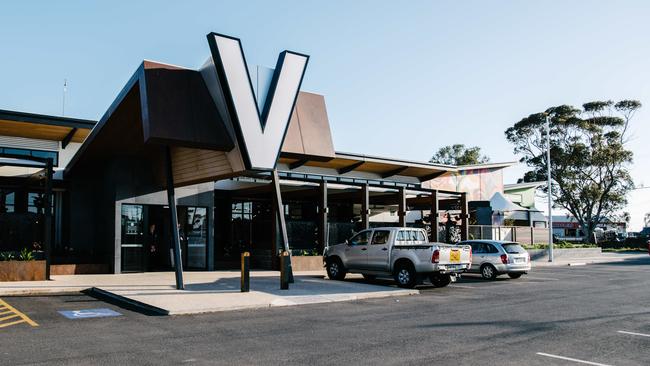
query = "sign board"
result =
(206, 32, 309, 171)
(58, 308, 122, 319)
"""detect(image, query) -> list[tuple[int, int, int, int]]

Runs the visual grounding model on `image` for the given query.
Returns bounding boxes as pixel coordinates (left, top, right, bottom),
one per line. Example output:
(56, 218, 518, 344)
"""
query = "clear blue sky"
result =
(1, 0, 648, 229)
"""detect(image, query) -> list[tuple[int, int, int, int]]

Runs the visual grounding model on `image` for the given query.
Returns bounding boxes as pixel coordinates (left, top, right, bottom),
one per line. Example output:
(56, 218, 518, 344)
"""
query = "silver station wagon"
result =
(460, 240, 531, 280)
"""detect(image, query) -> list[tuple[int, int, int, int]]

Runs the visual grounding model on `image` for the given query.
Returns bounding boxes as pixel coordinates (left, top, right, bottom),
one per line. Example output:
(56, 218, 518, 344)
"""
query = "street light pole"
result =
(545, 114, 554, 262)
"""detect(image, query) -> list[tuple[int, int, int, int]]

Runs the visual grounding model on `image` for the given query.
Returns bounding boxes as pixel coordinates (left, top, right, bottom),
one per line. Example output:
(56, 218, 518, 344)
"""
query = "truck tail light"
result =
(500, 254, 508, 264)
(432, 249, 440, 263)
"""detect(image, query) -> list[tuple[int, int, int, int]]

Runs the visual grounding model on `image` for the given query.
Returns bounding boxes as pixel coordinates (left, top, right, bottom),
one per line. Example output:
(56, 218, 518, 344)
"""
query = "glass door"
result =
(185, 206, 208, 270)
(121, 204, 145, 272)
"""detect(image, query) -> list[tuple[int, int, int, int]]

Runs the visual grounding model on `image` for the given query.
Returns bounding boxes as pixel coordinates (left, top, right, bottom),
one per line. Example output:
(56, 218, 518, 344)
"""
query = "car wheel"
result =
(508, 273, 523, 279)
(480, 264, 497, 280)
(326, 258, 346, 280)
(362, 274, 377, 282)
(429, 274, 452, 288)
(394, 263, 417, 288)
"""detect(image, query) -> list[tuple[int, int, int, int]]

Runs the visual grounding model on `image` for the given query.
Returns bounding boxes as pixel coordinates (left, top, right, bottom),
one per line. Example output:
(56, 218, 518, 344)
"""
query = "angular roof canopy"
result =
(0, 109, 95, 145)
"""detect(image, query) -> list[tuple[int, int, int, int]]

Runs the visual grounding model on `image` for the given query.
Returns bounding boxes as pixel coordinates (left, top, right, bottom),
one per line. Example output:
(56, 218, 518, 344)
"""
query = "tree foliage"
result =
(430, 144, 489, 166)
(505, 100, 640, 242)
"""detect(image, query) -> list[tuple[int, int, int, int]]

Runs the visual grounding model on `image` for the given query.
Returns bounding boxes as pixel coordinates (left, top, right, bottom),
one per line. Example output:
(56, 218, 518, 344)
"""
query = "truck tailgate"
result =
(437, 244, 472, 266)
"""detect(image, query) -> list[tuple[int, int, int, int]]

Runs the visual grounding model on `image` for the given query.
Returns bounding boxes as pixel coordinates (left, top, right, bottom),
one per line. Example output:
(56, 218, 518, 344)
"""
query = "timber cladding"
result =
(171, 146, 234, 186)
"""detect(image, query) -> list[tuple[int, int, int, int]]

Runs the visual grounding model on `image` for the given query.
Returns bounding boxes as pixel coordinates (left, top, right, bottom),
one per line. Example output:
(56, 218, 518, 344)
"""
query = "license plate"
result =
(450, 249, 461, 263)
(514, 258, 524, 263)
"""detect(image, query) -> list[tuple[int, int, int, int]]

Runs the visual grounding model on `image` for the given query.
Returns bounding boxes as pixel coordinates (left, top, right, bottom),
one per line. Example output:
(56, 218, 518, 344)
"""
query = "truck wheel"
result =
(327, 258, 347, 281)
(480, 264, 497, 280)
(430, 274, 452, 288)
(507, 273, 523, 279)
(394, 264, 417, 288)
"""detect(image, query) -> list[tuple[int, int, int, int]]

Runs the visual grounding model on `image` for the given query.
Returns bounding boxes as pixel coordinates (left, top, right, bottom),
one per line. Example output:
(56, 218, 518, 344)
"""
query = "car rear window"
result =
(396, 230, 426, 243)
(502, 243, 525, 254)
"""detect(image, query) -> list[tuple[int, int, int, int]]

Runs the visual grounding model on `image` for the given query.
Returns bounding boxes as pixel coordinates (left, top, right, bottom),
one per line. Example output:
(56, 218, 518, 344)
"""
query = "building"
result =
(552, 215, 627, 242)
(0, 33, 520, 282)
(0, 110, 94, 274)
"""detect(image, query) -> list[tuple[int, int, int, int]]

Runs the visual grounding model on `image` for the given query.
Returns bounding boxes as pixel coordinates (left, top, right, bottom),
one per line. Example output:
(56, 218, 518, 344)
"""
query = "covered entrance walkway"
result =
(213, 172, 470, 270)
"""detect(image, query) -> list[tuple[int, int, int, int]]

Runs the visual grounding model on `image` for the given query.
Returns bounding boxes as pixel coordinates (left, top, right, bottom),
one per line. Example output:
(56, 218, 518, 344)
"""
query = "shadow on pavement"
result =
(589, 256, 650, 267)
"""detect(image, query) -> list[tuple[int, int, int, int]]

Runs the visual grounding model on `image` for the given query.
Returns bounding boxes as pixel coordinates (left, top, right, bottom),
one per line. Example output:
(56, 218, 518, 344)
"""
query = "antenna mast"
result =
(62, 79, 67, 116)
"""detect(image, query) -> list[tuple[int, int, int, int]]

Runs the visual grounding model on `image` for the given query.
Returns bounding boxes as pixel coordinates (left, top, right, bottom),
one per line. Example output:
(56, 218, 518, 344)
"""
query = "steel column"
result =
(271, 170, 293, 282)
(460, 192, 469, 241)
(43, 158, 53, 280)
(430, 190, 439, 242)
(165, 146, 184, 290)
(318, 182, 328, 251)
(398, 187, 406, 227)
(361, 184, 370, 230)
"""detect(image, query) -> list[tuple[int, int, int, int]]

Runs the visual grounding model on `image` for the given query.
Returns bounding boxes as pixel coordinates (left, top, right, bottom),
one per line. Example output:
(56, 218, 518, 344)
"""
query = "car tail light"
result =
(500, 254, 508, 264)
(468, 248, 472, 263)
(432, 249, 440, 263)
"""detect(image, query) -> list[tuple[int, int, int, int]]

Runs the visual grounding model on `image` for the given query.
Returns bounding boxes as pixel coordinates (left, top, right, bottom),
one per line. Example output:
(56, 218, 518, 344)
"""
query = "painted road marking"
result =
(58, 308, 122, 319)
(617, 330, 650, 338)
(524, 276, 560, 281)
(0, 298, 38, 328)
(536, 352, 613, 366)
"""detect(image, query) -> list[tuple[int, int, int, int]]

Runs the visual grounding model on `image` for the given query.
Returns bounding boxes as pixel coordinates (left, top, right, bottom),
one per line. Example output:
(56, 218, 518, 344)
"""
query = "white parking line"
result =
(536, 352, 613, 366)
(524, 276, 559, 281)
(617, 330, 650, 338)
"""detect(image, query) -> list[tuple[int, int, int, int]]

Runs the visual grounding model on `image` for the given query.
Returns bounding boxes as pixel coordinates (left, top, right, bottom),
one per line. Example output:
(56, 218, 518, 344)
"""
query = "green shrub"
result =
(18, 248, 34, 261)
(294, 249, 320, 256)
(0, 252, 15, 261)
(523, 242, 598, 250)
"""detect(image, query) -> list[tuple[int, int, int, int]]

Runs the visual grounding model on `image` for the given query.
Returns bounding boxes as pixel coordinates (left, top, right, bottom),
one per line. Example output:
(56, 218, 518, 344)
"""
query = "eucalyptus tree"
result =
(430, 144, 489, 166)
(506, 100, 640, 242)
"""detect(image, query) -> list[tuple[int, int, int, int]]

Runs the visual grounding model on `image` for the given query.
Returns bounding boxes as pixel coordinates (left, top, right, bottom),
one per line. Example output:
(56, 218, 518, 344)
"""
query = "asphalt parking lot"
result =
(1, 257, 649, 366)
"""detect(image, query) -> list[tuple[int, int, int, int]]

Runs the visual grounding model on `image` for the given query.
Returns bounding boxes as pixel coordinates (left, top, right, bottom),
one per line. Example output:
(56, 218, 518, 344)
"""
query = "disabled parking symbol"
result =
(58, 308, 122, 319)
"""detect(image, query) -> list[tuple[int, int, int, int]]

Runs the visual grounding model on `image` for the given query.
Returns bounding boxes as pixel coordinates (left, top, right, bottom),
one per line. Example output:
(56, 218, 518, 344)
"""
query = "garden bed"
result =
(0, 260, 46, 281)
(291, 256, 324, 271)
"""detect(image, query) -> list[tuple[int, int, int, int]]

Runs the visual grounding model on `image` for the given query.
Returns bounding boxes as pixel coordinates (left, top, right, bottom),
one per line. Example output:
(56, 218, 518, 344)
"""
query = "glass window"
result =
(186, 206, 207, 269)
(502, 243, 525, 254)
(30, 150, 58, 165)
(3, 148, 30, 157)
(121, 204, 144, 243)
(349, 230, 371, 246)
(0, 191, 15, 213)
(485, 244, 499, 253)
(414, 231, 426, 242)
(0, 147, 59, 166)
(397, 230, 407, 241)
(120, 204, 144, 272)
(372, 230, 390, 245)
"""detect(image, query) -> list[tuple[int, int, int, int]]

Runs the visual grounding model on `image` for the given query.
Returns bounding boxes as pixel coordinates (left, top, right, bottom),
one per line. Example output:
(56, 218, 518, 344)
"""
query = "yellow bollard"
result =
(280, 251, 290, 290)
(241, 252, 250, 292)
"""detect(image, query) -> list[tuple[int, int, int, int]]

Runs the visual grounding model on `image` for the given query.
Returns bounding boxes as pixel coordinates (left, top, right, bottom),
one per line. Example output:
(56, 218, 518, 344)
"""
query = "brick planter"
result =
(0, 260, 46, 281)
(50, 264, 110, 275)
(291, 256, 324, 271)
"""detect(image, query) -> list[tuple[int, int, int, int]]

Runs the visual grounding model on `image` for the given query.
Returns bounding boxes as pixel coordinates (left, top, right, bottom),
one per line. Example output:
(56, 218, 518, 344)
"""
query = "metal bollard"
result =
(241, 252, 250, 292)
(280, 251, 290, 290)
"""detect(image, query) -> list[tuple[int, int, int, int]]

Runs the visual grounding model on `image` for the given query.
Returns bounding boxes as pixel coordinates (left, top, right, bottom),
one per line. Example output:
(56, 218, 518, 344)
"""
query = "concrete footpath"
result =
(0, 271, 418, 315)
(531, 251, 648, 267)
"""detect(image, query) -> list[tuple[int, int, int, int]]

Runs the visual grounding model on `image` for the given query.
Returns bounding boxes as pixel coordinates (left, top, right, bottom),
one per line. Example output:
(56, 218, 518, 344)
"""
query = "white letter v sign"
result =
(207, 33, 309, 171)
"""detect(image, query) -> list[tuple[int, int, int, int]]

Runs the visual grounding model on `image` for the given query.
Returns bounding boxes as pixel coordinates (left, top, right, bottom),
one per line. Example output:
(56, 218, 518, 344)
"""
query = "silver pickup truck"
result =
(323, 227, 472, 288)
